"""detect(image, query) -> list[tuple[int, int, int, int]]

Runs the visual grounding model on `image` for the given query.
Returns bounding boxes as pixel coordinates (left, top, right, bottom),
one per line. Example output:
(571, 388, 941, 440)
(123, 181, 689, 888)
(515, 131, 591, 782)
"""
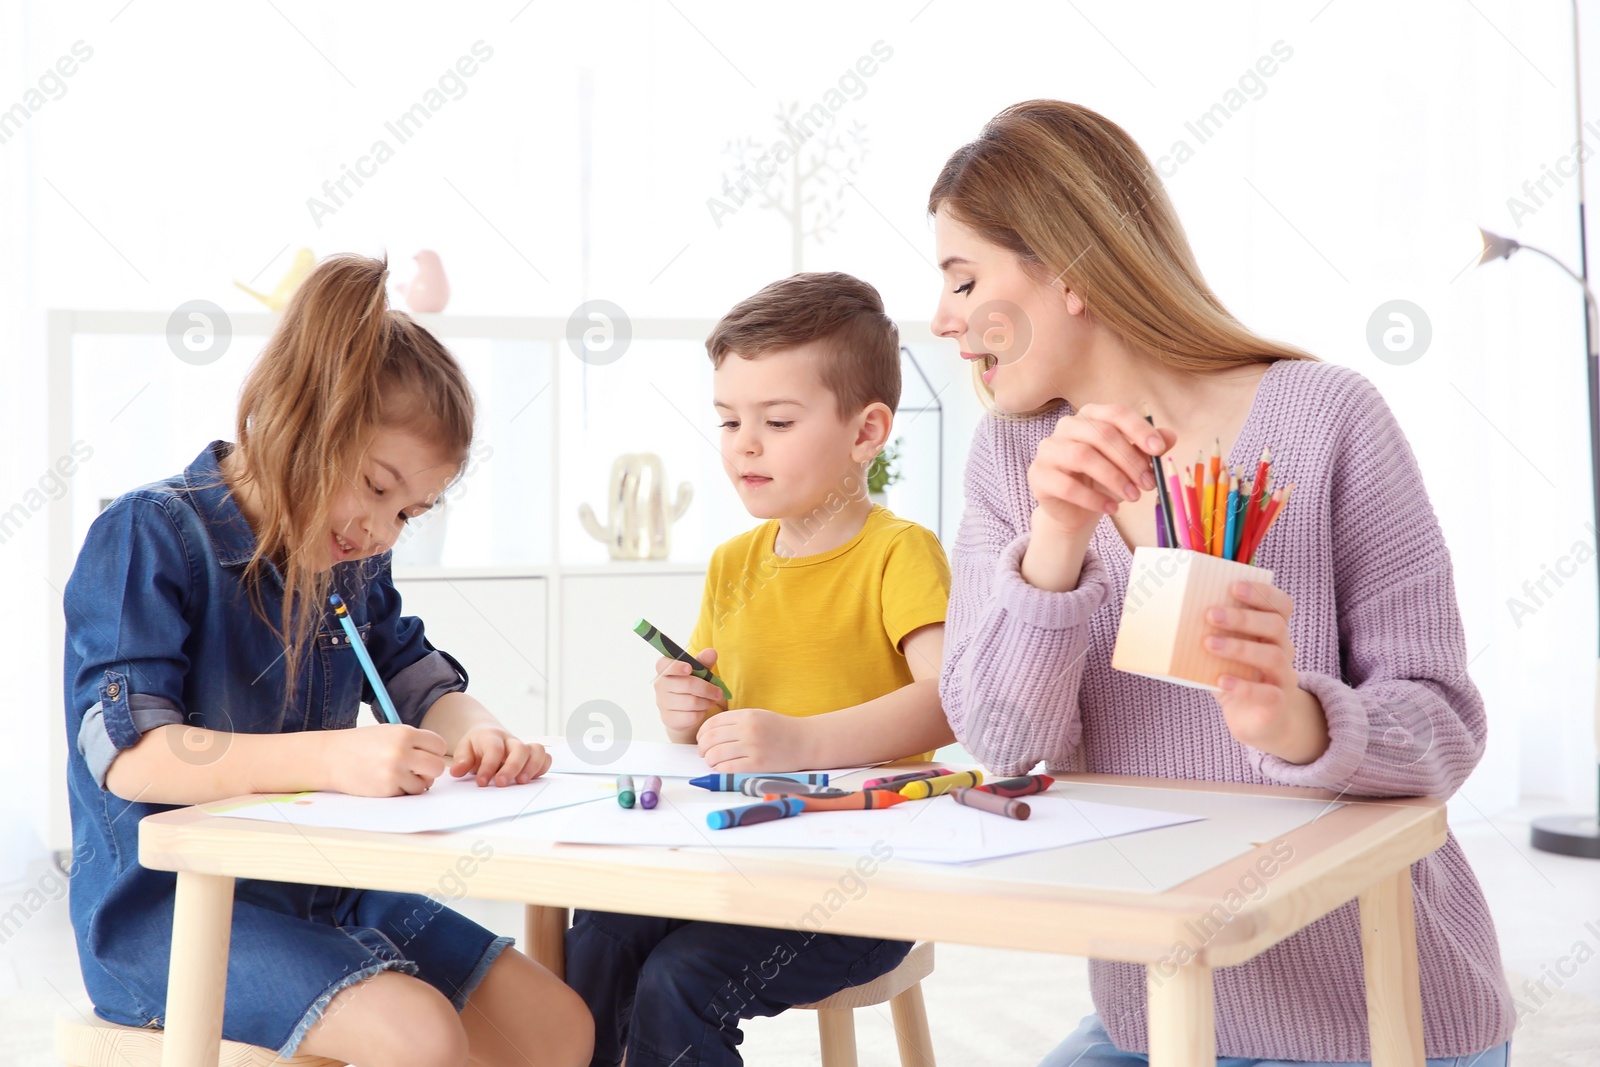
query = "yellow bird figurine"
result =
(234, 247, 315, 311)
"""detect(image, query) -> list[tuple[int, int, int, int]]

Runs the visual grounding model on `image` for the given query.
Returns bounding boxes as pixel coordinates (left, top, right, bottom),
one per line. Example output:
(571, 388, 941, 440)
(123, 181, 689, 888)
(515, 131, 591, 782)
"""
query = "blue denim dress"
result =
(63, 440, 512, 1057)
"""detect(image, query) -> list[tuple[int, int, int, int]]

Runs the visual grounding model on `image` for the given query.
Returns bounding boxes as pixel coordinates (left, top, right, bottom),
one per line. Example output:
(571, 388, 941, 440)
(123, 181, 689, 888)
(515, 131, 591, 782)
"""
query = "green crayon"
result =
(633, 618, 732, 701)
(616, 774, 635, 809)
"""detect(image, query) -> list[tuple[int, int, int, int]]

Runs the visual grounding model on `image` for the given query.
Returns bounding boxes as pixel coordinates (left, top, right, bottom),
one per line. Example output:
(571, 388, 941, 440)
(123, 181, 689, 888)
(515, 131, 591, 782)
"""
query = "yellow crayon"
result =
(899, 769, 984, 800)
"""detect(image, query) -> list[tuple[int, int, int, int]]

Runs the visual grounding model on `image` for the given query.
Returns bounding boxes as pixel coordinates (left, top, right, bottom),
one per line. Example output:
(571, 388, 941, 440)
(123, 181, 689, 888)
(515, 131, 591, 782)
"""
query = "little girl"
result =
(64, 254, 592, 1066)
(931, 101, 1515, 1065)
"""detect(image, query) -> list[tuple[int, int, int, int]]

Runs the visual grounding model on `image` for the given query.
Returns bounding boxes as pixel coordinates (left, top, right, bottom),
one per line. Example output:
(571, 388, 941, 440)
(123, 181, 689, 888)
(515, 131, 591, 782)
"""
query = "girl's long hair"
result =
(226, 252, 474, 701)
(928, 100, 1316, 408)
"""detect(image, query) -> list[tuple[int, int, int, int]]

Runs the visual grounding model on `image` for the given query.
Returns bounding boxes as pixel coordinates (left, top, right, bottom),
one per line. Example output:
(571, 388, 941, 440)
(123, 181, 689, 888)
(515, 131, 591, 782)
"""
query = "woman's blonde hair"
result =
(928, 100, 1315, 406)
(224, 252, 475, 699)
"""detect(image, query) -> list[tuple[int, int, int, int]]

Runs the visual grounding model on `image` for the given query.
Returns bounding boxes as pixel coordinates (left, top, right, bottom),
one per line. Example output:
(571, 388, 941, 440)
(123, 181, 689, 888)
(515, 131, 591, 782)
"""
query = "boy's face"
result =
(713, 343, 874, 520)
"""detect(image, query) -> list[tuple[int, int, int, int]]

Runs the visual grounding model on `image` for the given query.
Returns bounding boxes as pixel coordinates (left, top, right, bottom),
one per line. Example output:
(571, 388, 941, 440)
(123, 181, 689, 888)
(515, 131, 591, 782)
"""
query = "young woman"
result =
(931, 100, 1514, 1066)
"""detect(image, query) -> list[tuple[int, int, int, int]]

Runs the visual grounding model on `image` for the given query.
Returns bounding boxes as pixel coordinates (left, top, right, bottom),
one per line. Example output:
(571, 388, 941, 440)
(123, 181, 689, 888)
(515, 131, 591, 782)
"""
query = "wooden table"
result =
(139, 772, 1444, 1067)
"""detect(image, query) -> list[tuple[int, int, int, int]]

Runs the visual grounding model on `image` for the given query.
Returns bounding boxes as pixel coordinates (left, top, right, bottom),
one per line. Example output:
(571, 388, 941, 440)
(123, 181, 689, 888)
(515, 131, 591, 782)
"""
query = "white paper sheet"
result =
(206, 772, 614, 833)
(887, 794, 1205, 864)
(482, 783, 983, 853)
(541, 737, 871, 781)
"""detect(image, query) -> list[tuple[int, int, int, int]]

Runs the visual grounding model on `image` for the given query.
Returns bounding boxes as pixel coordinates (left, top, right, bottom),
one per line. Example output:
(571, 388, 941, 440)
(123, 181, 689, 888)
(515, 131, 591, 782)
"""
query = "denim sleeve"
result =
(63, 497, 190, 789)
(360, 554, 468, 727)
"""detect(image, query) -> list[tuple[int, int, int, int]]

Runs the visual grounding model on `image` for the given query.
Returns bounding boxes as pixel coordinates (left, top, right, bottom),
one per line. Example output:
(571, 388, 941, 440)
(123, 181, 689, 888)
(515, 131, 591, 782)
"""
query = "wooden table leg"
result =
(161, 871, 234, 1067)
(1360, 867, 1426, 1067)
(525, 904, 569, 980)
(1146, 961, 1214, 1067)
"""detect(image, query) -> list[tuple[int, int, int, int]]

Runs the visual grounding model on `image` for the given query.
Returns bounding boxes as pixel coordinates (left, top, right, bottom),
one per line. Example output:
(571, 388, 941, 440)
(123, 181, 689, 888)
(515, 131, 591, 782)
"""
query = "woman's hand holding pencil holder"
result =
(1111, 428, 1294, 691)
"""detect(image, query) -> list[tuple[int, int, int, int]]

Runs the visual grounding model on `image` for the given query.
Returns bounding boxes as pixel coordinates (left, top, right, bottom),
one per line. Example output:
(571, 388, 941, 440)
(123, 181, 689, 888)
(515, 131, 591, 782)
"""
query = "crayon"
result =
(862, 768, 951, 790)
(950, 786, 1030, 820)
(707, 797, 806, 830)
(634, 618, 732, 701)
(899, 769, 984, 800)
(640, 775, 661, 809)
(690, 773, 829, 791)
(769, 790, 912, 812)
(972, 774, 1055, 798)
(328, 594, 401, 725)
(616, 775, 636, 809)
(739, 777, 845, 797)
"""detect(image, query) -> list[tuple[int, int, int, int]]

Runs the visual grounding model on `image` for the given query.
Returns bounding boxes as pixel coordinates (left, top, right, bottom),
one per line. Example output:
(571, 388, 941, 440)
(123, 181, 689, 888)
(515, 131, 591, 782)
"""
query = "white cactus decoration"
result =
(579, 454, 693, 560)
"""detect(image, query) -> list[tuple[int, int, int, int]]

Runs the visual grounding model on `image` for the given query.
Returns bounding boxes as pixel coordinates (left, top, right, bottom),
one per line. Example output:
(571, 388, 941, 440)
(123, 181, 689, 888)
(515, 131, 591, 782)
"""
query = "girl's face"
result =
(323, 427, 460, 569)
(930, 208, 1090, 413)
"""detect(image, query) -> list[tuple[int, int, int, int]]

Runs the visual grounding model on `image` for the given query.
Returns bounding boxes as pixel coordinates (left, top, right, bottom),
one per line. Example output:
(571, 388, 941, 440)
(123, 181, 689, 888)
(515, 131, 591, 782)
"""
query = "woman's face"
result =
(930, 208, 1089, 413)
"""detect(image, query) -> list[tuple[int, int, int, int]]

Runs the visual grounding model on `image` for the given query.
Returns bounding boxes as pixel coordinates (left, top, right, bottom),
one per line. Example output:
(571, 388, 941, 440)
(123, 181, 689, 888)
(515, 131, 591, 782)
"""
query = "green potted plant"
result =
(867, 437, 903, 506)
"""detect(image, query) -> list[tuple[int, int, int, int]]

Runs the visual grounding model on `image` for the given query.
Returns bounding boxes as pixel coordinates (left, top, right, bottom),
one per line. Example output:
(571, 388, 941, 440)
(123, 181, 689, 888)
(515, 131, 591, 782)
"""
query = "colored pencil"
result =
(1200, 461, 1216, 552)
(1155, 497, 1167, 547)
(1210, 465, 1229, 557)
(1243, 484, 1293, 564)
(1238, 447, 1270, 559)
(1165, 458, 1191, 550)
(1240, 472, 1272, 560)
(1228, 473, 1241, 559)
(1182, 467, 1205, 550)
(1142, 405, 1178, 548)
(1207, 440, 1221, 552)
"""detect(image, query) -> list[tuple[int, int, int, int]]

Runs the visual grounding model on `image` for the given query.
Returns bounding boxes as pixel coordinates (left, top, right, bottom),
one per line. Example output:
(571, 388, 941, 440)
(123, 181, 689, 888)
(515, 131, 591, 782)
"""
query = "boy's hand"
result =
(654, 647, 728, 739)
(696, 708, 813, 772)
(450, 724, 550, 787)
(325, 724, 449, 797)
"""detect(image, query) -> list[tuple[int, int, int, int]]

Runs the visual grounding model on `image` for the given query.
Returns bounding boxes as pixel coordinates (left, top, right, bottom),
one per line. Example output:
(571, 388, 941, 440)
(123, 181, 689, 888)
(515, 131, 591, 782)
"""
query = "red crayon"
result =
(972, 774, 1054, 799)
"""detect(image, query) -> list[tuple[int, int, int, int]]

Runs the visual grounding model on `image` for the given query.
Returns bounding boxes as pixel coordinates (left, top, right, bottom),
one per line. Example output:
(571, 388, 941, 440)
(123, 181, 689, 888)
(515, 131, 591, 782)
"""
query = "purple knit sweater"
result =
(939, 358, 1515, 1060)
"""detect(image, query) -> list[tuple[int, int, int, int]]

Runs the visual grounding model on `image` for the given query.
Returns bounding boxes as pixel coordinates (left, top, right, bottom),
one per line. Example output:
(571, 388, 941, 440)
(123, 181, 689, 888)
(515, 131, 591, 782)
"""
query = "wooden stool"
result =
(55, 1012, 346, 1067)
(793, 940, 936, 1067)
(525, 905, 936, 1067)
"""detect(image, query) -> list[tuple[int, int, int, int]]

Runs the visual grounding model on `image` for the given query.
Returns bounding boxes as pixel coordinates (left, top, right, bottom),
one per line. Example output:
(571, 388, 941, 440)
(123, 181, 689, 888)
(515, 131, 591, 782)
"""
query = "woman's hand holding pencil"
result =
(1023, 404, 1176, 592)
(1028, 404, 1177, 533)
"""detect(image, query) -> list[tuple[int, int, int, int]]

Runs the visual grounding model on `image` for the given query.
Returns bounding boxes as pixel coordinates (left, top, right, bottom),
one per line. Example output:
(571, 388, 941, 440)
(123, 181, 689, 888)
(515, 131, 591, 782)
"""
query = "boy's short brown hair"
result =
(705, 272, 901, 416)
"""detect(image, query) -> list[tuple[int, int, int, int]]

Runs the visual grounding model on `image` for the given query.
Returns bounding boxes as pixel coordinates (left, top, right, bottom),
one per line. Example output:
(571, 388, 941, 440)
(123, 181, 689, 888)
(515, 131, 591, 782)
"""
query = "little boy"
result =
(564, 272, 952, 1067)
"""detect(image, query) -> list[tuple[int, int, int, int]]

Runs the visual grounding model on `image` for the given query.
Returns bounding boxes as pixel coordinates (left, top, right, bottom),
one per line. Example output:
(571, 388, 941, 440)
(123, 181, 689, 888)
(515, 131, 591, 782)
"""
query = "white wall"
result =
(4, 0, 1596, 861)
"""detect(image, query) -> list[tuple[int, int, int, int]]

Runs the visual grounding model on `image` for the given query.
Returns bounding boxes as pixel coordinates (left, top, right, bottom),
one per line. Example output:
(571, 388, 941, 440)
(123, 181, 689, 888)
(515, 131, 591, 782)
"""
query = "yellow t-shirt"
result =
(689, 506, 950, 760)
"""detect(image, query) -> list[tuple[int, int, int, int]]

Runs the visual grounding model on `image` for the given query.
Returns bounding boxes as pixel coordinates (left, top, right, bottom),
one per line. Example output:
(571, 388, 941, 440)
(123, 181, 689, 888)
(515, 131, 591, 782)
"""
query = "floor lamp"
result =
(1463, 2, 1600, 859)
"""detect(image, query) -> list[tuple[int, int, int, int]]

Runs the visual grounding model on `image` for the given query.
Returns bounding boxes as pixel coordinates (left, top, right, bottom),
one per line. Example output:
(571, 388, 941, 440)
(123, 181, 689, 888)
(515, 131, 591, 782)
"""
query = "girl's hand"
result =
(654, 648, 728, 739)
(325, 724, 449, 797)
(1206, 582, 1330, 765)
(1028, 403, 1176, 536)
(696, 708, 812, 773)
(450, 724, 550, 787)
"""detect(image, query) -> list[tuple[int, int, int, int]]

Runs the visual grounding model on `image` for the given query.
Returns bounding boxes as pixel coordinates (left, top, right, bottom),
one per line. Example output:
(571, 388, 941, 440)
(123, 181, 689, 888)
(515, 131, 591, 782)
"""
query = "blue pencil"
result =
(329, 594, 401, 725)
(1221, 476, 1240, 564)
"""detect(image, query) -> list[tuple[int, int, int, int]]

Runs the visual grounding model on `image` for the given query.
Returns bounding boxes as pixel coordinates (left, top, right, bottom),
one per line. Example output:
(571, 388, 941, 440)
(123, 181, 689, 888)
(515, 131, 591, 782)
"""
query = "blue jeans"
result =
(1039, 1013, 1511, 1067)
(565, 910, 912, 1067)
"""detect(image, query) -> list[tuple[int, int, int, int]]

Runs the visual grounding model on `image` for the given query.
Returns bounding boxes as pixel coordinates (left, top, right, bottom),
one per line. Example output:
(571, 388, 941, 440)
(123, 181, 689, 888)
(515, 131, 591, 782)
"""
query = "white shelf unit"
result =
(44, 310, 939, 849)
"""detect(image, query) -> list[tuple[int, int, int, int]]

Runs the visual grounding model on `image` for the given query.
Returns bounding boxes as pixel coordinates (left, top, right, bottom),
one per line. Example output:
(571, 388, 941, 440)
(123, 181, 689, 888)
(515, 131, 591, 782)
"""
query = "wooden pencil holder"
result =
(1111, 547, 1275, 691)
